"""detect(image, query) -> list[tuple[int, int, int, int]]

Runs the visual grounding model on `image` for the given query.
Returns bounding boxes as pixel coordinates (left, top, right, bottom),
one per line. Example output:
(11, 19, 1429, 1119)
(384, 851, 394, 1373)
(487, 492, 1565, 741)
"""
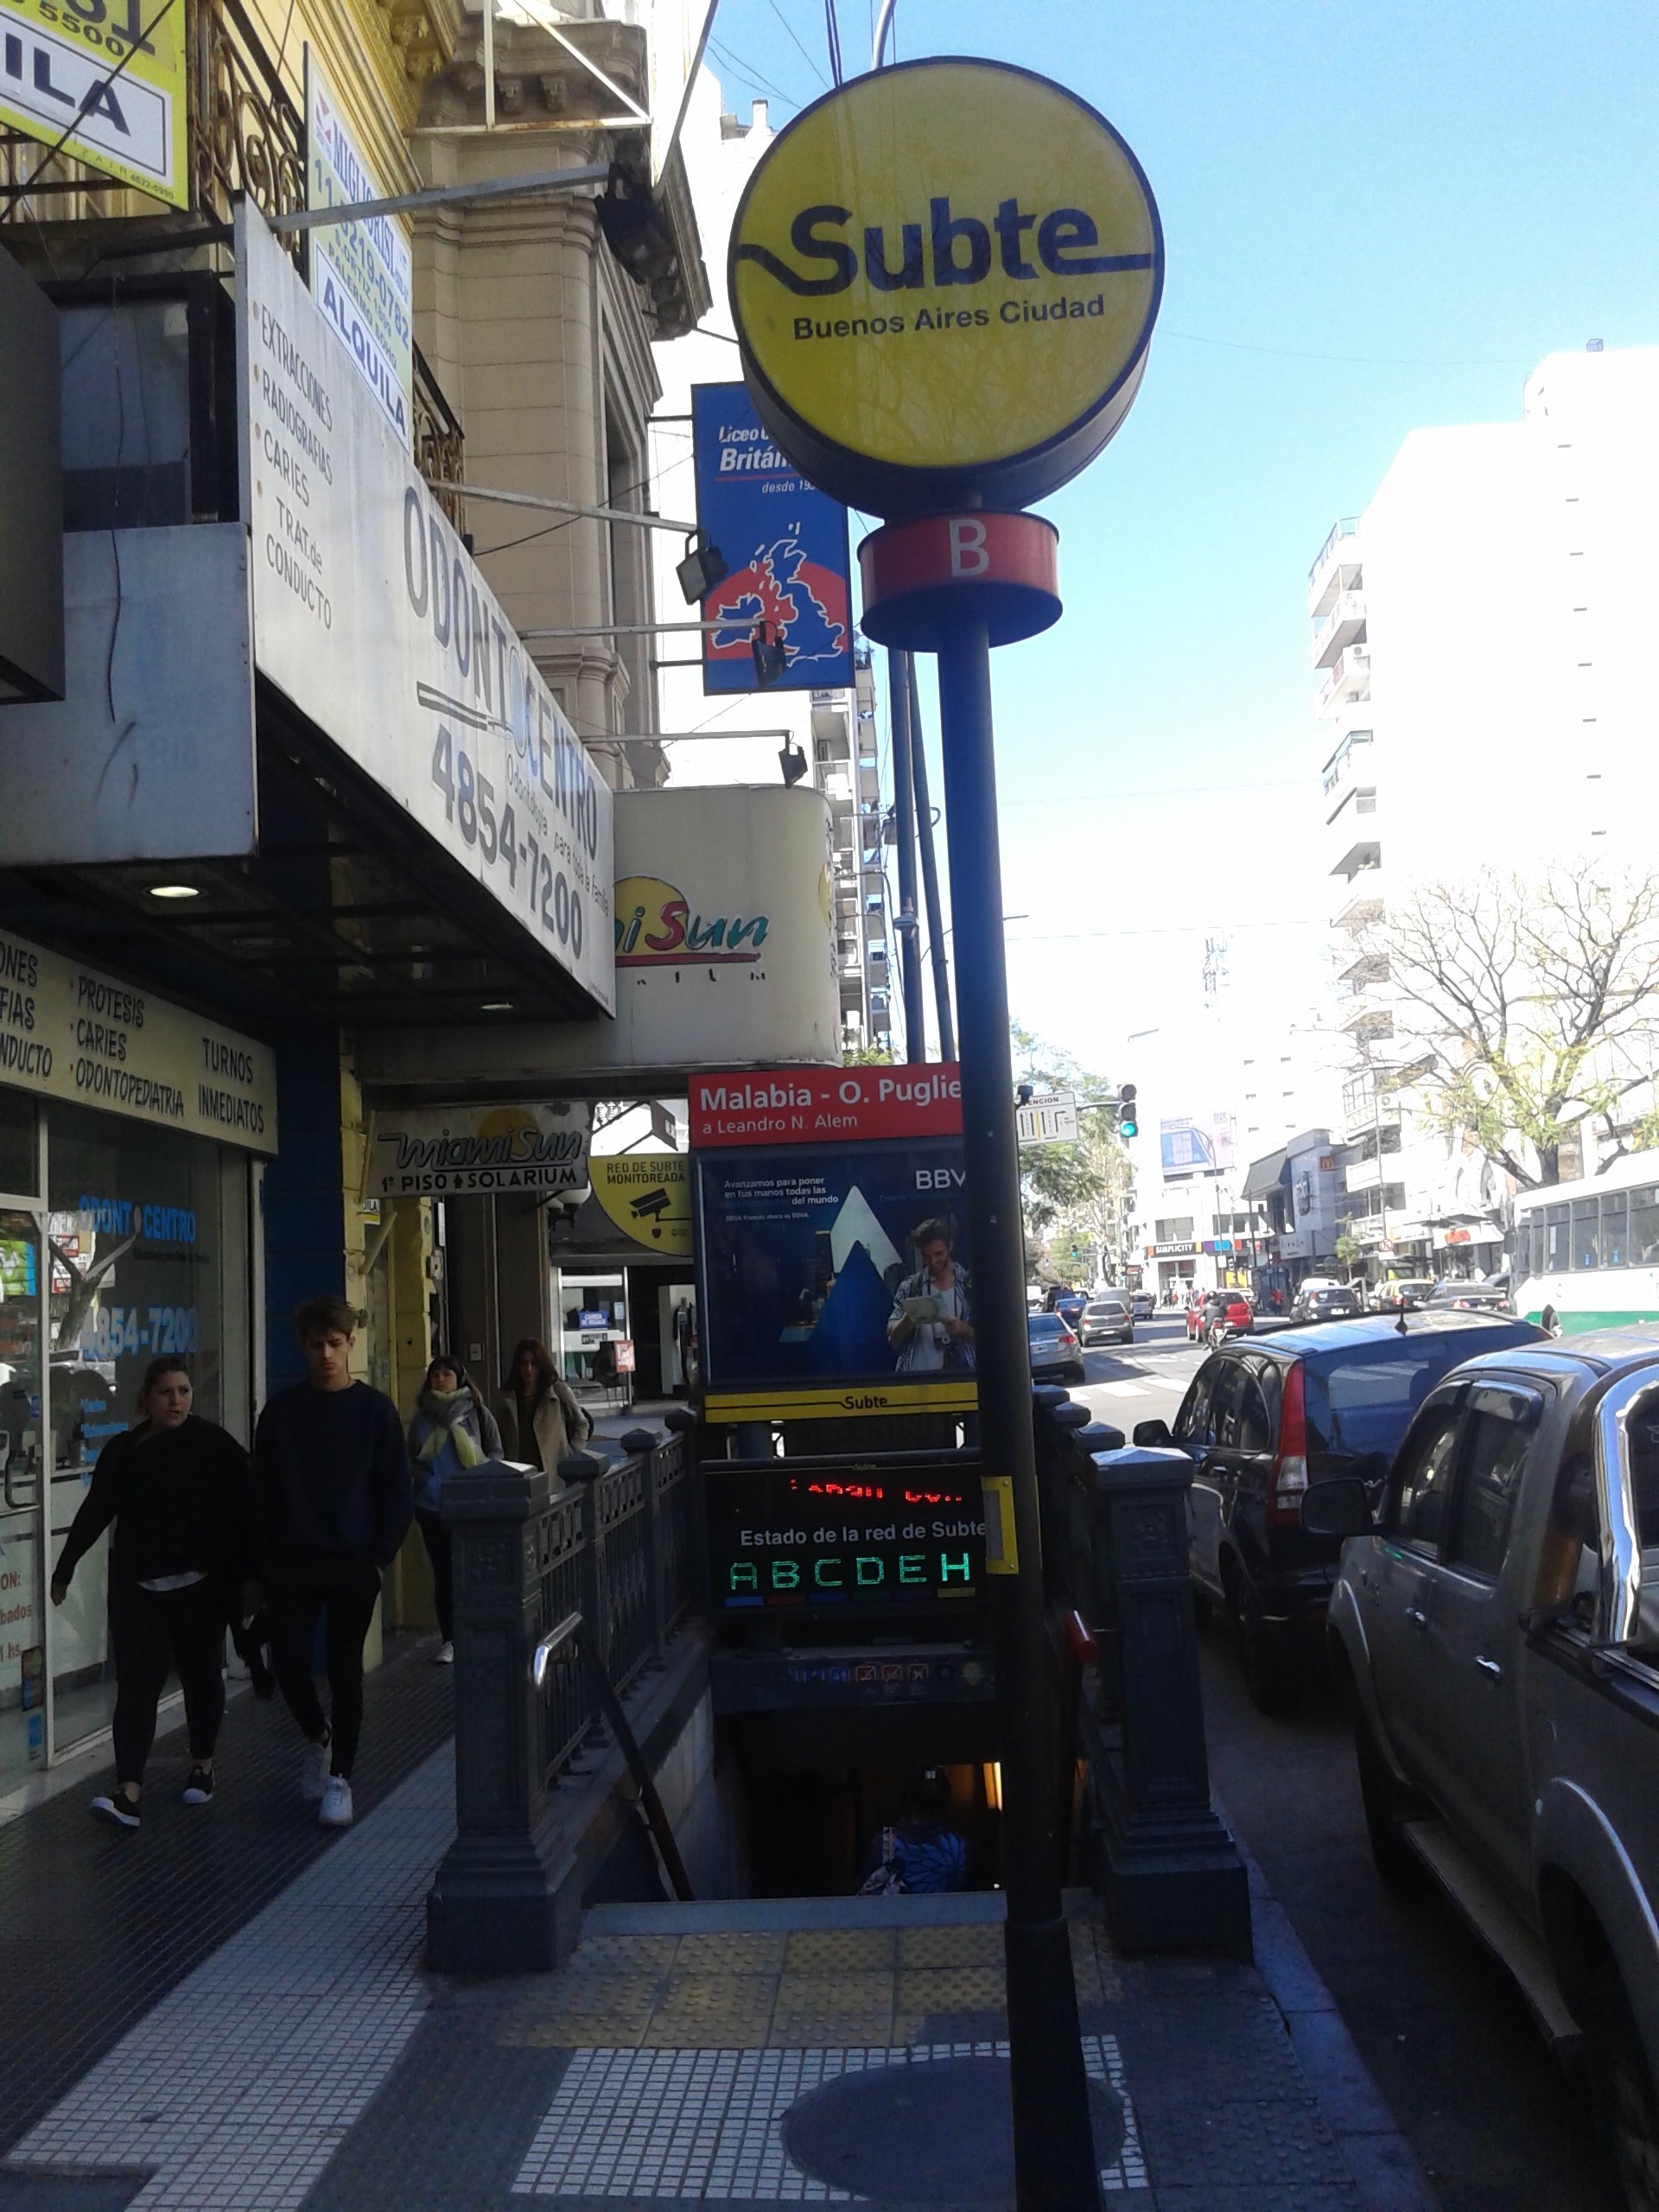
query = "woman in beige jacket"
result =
(497, 1338, 593, 1481)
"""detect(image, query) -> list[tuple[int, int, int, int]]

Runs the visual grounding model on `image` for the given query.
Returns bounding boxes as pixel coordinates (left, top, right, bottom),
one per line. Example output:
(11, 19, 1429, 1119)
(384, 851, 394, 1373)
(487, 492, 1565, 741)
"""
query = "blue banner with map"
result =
(691, 382, 854, 694)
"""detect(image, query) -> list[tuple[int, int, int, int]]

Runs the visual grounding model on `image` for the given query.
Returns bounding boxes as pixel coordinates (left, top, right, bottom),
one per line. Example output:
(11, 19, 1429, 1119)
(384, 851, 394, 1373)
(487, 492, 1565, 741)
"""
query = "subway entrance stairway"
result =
(0, 1624, 1436, 2211)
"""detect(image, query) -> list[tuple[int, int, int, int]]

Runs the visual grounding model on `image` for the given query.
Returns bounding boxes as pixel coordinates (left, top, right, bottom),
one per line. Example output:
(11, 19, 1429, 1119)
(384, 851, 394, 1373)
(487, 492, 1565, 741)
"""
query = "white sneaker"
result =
(318, 1775, 353, 1828)
(300, 1737, 331, 1803)
(433, 1641, 454, 1665)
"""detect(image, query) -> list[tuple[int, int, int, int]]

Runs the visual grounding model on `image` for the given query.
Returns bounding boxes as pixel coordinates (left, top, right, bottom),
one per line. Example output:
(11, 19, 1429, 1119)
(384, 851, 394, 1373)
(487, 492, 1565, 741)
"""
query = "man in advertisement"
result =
(887, 1219, 976, 1374)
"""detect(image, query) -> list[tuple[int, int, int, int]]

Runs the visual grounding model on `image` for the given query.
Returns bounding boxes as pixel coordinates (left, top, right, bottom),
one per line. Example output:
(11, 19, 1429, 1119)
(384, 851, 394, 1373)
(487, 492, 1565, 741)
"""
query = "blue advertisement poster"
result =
(691, 381, 854, 695)
(695, 1138, 975, 1414)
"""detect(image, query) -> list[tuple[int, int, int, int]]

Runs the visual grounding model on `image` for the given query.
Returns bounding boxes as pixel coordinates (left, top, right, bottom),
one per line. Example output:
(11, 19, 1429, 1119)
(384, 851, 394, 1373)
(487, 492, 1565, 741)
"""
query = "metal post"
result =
(934, 620, 1099, 2211)
(906, 655, 957, 1060)
(889, 647, 926, 1059)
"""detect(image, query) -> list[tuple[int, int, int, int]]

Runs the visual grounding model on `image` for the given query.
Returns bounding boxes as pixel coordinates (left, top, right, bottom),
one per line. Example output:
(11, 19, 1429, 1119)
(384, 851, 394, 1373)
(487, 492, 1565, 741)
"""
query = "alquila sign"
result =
(729, 58, 1163, 515)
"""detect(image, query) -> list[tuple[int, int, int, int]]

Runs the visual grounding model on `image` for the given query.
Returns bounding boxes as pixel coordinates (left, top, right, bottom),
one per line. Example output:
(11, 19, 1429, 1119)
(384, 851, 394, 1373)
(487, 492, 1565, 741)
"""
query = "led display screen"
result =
(706, 1461, 984, 1612)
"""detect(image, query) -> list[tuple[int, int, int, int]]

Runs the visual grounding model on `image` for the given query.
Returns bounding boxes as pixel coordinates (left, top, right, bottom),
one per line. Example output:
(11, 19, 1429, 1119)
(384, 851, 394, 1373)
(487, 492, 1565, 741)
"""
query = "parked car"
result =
(1146, 1309, 1547, 1710)
(1188, 1289, 1253, 1347)
(1291, 1284, 1365, 1323)
(1081, 1294, 1135, 1347)
(1371, 1276, 1435, 1312)
(1306, 1329, 1659, 2206)
(1130, 1289, 1156, 1319)
(1028, 1311, 1085, 1382)
(1425, 1277, 1516, 1315)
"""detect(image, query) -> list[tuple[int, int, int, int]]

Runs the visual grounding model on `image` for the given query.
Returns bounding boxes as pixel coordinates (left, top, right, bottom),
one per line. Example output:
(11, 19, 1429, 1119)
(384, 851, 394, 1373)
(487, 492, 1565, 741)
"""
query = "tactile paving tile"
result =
(782, 1929, 897, 1973)
(896, 1922, 1005, 1969)
(510, 2036, 1147, 2201)
(676, 1932, 791, 1975)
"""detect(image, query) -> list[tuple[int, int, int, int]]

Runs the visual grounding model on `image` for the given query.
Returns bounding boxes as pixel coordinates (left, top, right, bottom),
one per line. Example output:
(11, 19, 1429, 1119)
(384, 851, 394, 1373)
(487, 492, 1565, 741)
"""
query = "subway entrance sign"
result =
(728, 58, 1162, 517)
(706, 1458, 984, 1614)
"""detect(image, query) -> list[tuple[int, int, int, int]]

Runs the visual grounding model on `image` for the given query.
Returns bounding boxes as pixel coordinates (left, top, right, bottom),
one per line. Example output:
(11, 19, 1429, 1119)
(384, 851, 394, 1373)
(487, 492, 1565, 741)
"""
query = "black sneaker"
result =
(181, 1766, 215, 1806)
(90, 1793, 141, 1831)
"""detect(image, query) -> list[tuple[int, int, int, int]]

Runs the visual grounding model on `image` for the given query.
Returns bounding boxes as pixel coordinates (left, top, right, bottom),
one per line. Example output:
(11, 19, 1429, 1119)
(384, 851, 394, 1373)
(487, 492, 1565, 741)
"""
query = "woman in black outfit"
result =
(51, 1357, 251, 1831)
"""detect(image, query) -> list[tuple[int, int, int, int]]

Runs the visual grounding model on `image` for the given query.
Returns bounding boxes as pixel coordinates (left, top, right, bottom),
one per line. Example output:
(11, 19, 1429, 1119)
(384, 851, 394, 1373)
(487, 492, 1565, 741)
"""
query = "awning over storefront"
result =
(1242, 1147, 1289, 1200)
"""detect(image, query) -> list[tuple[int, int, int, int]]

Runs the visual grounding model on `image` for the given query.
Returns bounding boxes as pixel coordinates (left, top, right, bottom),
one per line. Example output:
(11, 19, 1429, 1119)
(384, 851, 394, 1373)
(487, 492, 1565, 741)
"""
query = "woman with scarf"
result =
(496, 1338, 593, 1482)
(406, 1353, 502, 1663)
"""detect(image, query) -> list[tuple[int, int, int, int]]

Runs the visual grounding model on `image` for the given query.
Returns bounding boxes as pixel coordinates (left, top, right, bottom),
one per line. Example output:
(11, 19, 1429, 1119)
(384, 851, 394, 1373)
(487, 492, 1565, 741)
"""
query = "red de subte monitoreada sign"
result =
(690, 1062, 963, 1147)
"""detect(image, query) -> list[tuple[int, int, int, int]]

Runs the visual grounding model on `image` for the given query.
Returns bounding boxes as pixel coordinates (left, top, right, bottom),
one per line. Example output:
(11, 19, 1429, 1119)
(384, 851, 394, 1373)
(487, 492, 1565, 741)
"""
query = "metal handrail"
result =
(530, 1607, 583, 1690)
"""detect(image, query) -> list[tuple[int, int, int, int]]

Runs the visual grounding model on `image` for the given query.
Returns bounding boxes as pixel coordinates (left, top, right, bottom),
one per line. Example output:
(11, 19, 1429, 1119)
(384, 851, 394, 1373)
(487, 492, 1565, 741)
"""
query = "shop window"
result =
(0, 1090, 36, 1196)
(46, 1105, 229, 1751)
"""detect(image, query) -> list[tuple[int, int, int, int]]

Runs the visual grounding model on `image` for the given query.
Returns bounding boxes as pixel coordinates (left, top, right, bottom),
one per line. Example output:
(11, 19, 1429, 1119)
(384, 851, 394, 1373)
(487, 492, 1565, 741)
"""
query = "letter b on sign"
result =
(949, 519, 988, 577)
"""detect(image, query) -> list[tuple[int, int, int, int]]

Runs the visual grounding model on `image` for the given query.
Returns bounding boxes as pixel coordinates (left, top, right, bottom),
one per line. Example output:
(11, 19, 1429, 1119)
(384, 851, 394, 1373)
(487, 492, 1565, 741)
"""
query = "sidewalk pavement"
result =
(0, 1637, 1439, 2212)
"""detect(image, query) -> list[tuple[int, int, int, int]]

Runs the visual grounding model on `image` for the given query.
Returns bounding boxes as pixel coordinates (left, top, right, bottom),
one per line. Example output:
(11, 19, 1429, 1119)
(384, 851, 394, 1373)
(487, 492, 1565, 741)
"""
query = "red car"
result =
(1187, 1289, 1254, 1348)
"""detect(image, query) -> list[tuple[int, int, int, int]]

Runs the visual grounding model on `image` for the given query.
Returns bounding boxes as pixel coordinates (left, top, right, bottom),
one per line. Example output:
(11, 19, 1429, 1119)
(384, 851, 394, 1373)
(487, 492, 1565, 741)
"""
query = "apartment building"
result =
(1311, 345, 1659, 1278)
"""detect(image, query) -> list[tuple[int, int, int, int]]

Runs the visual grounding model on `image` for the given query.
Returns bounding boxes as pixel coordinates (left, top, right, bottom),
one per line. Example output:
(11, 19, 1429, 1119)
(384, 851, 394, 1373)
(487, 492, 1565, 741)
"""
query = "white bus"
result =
(1513, 1149, 1659, 1336)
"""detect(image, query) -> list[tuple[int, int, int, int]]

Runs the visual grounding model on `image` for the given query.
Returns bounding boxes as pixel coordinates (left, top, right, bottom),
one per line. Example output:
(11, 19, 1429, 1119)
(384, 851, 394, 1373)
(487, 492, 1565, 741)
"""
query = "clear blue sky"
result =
(695, 0, 1659, 1074)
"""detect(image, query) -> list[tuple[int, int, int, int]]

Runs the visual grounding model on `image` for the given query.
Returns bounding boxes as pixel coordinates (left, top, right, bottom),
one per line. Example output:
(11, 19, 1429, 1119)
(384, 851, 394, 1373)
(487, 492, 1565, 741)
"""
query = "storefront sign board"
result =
(0, 0, 188, 207)
(353, 783, 838, 1092)
(237, 207, 615, 1014)
(304, 52, 413, 447)
(591, 1154, 692, 1255)
(728, 59, 1162, 515)
(369, 1100, 589, 1198)
(0, 526, 256, 863)
(690, 380, 852, 694)
(0, 924, 277, 1152)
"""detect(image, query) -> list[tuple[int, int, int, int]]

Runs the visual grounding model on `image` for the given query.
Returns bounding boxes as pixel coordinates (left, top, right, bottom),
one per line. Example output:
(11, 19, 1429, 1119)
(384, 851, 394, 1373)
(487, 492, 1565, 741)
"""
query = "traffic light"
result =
(1118, 1083, 1139, 1140)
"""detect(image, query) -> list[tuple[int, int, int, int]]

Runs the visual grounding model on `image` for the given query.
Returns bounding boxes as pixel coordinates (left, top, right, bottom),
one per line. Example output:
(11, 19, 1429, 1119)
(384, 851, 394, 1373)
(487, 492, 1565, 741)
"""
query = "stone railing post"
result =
(427, 1457, 562, 1973)
(1082, 1444, 1251, 1958)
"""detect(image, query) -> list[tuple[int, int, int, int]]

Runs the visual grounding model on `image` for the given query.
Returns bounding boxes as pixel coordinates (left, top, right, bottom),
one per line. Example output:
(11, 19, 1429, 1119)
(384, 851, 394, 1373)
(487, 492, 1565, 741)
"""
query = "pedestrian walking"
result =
(251, 1295, 413, 1830)
(50, 1357, 251, 1831)
(406, 1351, 501, 1665)
(496, 1338, 592, 1481)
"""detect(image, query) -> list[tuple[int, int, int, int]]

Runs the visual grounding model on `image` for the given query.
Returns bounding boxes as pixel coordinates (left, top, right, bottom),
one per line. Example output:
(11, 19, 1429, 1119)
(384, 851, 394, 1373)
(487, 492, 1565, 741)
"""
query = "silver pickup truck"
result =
(1304, 1329, 1659, 2212)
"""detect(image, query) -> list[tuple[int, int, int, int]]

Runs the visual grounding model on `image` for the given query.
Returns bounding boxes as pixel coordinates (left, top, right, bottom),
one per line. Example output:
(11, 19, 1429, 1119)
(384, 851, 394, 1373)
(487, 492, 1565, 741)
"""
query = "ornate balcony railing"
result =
(414, 344, 466, 523)
(194, 0, 306, 238)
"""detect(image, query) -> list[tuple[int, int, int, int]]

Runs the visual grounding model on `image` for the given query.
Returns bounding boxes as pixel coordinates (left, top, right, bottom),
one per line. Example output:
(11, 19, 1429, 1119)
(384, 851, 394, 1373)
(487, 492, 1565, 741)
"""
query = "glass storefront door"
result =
(45, 1103, 235, 1759)
(0, 1209, 47, 1789)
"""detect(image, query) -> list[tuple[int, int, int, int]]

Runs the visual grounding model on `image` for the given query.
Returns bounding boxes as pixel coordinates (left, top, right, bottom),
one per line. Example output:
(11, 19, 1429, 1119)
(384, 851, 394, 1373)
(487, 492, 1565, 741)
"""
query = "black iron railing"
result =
(429, 1423, 702, 1972)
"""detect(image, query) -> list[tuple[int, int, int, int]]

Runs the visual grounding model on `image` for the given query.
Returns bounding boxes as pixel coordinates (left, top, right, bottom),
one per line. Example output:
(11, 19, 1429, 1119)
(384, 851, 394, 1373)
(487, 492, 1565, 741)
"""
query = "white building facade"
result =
(1310, 346, 1659, 1279)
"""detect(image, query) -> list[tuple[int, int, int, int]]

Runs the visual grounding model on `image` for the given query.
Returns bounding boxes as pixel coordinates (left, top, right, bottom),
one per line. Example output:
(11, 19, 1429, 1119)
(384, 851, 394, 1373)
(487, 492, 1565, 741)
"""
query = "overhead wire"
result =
(708, 35, 801, 109)
(762, 2, 830, 89)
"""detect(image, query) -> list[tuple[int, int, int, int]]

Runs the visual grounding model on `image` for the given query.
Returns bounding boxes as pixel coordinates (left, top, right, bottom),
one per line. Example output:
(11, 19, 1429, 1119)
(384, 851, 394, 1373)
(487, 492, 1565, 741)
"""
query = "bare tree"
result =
(1360, 868, 1659, 1188)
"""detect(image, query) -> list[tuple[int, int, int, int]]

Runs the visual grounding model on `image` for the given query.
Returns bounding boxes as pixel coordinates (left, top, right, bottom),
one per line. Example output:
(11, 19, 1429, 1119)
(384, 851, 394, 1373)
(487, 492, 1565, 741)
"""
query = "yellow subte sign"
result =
(729, 58, 1162, 515)
(0, 0, 188, 207)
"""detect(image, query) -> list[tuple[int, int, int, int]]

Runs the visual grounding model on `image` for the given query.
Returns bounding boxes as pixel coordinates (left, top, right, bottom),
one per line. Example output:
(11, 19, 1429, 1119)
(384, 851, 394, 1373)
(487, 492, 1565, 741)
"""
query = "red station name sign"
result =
(689, 1060, 963, 1148)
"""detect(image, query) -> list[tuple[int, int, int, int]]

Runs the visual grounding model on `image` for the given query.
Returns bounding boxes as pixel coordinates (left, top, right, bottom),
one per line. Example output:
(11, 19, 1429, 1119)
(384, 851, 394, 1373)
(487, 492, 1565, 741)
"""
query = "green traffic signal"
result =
(1119, 1081, 1139, 1140)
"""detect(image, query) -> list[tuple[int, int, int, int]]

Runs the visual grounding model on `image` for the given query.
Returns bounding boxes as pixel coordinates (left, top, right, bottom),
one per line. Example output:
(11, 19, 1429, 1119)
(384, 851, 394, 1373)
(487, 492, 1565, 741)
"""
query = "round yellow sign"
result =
(729, 59, 1163, 515)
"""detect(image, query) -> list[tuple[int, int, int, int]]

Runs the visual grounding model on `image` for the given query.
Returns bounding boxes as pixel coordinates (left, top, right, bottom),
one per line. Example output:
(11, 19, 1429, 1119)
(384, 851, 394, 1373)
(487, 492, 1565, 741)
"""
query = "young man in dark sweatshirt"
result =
(251, 1294, 413, 1828)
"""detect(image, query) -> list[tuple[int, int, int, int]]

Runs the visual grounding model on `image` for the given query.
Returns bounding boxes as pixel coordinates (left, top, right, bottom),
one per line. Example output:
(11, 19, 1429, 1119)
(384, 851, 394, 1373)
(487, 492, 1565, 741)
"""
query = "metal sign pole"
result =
(935, 616, 1099, 2211)
(889, 648, 926, 1060)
